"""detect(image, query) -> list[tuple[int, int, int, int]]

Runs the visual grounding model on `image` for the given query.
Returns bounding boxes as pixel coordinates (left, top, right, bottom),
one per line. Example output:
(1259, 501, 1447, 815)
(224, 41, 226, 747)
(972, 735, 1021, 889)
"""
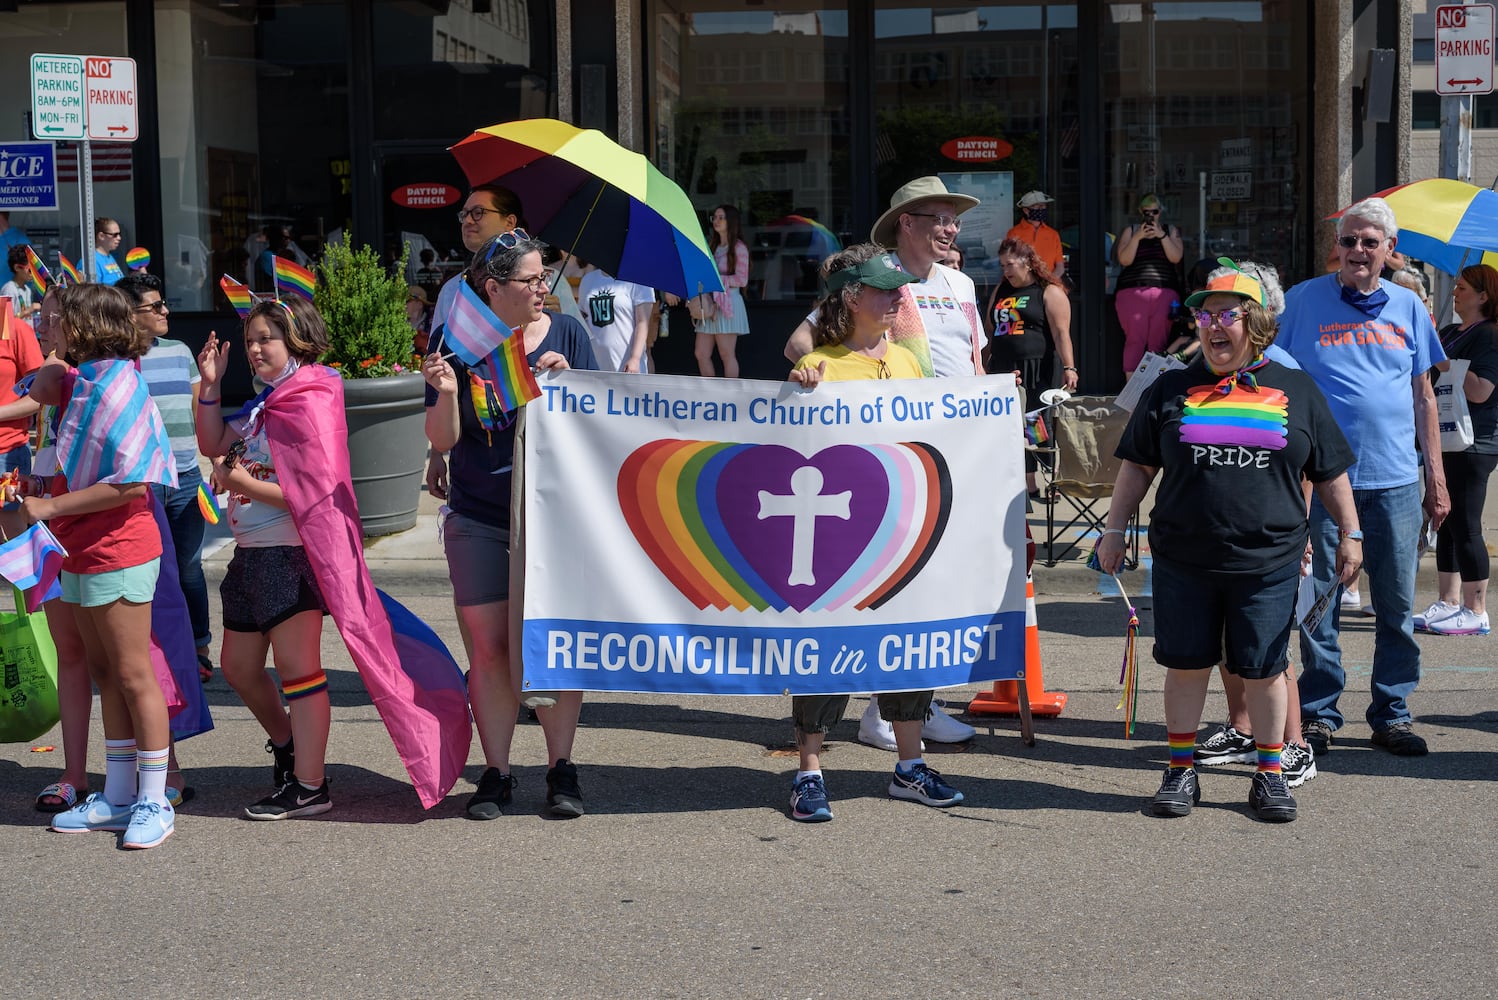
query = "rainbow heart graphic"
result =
(617, 440, 951, 613)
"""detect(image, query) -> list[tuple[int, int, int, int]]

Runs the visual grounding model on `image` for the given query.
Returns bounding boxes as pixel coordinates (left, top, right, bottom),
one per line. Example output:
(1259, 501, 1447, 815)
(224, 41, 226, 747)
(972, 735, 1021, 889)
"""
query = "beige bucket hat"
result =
(870, 176, 980, 247)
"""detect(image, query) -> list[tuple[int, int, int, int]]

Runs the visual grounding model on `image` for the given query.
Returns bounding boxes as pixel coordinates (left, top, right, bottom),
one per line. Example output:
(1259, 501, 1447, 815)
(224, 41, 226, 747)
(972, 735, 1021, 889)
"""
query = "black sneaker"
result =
(244, 778, 332, 821)
(1371, 721, 1429, 757)
(1280, 741, 1317, 788)
(1195, 725, 1256, 765)
(1150, 766, 1200, 817)
(266, 738, 296, 788)
(1301, 719, 1333, 757)
(1248, 770, 1298, 822)
(465, 767, 517, 821)
(545, 759, 585, 818)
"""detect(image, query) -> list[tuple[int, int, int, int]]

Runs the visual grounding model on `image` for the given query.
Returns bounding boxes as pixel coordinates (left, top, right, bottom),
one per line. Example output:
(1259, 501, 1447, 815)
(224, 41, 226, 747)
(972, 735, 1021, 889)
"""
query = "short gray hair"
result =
(1222, 260, 1286, 317)
(1338, 197, 1398, 240)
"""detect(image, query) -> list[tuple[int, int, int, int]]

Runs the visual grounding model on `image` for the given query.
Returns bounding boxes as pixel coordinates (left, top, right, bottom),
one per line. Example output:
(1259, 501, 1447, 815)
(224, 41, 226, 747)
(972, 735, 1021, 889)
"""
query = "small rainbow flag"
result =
(24, 246, 52, 296)
(486, 337, 541, 414)
(219, 274, 254, 319)
(272, 256, 316, 301)
(125, 247, 151, 271)
(56, 252, 82, 286)
(196, 482, 221, 525)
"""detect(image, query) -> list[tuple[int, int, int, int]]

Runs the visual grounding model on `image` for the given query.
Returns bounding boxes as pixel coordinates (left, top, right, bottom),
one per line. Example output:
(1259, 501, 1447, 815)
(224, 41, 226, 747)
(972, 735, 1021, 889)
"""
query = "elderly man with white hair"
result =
(1277, 197, 1450, 759)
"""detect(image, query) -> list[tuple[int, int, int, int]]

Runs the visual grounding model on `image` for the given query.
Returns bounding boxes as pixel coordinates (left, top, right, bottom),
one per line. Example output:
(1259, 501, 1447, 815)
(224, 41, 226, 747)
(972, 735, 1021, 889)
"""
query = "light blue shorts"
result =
(61, 558, 160, 608)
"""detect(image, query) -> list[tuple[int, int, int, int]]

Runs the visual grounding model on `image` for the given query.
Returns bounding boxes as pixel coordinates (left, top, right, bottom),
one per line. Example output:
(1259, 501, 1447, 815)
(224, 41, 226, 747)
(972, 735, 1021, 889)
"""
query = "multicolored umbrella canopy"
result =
(767, 214, 842, 258)
(449, 119, 722, 298)
(1329, 179, 1498, 275)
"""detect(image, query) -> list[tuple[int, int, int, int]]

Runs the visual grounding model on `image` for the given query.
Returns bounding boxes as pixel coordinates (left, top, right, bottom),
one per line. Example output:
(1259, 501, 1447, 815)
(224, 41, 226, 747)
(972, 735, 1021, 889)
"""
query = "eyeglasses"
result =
(1190, 307, 1243, 329)
(1140, 209, 1161, 217)
(908, 212, 962, 231)
(503, 268, 556, 293)
(36, 311, 62, 331)
(1337, 235, 1386, 251)
(457, 206, 509, 224)
(133, 300, 169, 315)
(876, 358, 893, 380)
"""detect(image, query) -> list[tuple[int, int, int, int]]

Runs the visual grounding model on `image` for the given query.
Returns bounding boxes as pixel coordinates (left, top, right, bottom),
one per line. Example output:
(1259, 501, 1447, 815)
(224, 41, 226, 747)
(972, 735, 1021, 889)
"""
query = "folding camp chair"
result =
(1038, 395, 1139, 568)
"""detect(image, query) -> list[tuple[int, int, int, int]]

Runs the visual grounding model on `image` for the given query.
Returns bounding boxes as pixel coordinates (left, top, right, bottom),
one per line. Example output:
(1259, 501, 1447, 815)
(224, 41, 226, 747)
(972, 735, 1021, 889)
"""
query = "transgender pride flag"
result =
(442, 278, 519, 367)
(56, 358, 177, 490)
(0, 522, 67, 613)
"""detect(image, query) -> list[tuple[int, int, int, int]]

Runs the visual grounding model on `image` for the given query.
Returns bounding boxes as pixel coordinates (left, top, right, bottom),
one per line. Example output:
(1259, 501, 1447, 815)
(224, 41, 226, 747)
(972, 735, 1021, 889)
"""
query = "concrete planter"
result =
(342, 371, 427, 536)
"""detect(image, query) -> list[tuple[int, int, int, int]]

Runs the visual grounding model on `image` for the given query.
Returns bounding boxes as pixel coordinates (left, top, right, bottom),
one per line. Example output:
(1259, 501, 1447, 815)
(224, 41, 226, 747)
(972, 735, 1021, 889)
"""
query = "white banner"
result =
(520, 371, 1029, 697)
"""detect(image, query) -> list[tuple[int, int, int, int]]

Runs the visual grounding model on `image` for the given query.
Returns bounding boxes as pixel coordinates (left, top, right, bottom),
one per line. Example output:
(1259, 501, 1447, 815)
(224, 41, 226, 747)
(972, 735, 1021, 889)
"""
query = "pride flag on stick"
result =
(56, 252, 83, 286)
(272, 256, 316, 301)
(219, 274, 255, 319)
(0, 522, 68, 613)
(440, 278, 539, 410)
(24, 246, 53, 297)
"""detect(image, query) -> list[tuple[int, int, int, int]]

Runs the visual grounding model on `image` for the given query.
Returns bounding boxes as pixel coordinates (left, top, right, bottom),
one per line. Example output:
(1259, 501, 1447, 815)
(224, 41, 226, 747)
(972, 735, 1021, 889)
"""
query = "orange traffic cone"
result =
(969, 572, 1067, 716)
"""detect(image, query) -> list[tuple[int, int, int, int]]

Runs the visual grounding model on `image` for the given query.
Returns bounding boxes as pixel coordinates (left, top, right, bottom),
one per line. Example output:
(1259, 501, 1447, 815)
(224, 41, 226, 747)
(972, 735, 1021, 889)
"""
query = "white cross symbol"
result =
(757, 466, 851, 586)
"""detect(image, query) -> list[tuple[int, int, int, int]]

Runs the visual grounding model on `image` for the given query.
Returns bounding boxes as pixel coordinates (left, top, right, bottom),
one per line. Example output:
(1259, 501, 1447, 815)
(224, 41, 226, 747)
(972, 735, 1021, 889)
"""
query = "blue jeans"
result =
(1298, 482, 1422, 731)
(0, 442, 30, 509)
(152, 466, 211, 651)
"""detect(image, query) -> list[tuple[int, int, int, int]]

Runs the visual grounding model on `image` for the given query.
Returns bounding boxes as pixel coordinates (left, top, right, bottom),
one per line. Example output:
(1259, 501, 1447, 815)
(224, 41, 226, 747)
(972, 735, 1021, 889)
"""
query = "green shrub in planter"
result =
(314, 233, 414, 378)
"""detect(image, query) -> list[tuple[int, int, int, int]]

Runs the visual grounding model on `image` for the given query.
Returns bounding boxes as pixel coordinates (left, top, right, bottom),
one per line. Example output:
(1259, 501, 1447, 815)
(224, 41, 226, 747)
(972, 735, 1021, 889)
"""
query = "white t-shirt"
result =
(228, 425, 302, 548)
(910, 265, 979, 378)
(578, 269, 654, 373)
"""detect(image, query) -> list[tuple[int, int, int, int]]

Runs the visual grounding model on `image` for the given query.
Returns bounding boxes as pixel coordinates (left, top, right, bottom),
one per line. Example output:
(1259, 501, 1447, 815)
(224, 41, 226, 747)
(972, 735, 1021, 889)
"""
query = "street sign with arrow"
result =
(1437, 3, 1496, 96)
(85, 56, 138, 142)
(29, 53, 85, 141)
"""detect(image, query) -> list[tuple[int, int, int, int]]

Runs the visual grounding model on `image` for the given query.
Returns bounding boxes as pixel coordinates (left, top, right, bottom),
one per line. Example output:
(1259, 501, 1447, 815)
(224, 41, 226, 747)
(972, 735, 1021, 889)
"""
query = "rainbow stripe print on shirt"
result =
(1178, 382, 1288, 451)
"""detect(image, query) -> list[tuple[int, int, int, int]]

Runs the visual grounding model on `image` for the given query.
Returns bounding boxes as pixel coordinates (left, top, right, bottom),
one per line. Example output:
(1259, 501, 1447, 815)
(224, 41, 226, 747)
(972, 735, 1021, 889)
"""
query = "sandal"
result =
(197, 653, 214, 684)
(35, 781, 84, 814)
(165, 785, 196, 808)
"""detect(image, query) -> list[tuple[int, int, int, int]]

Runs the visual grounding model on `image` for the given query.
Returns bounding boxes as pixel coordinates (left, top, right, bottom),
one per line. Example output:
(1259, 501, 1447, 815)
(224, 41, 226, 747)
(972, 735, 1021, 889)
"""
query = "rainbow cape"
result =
(259, 365, 470, 808)
(220, 274, 254, 318)
(273, 256, 316, 301)
(56, 252, 83, 285)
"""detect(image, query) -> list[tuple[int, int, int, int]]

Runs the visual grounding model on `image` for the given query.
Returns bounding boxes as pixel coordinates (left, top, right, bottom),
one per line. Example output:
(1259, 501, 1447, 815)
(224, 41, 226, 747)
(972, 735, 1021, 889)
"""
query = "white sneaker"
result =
(1414, 600, 1461, 632)
(856, 700, 923, 752)
(1339, 589, 1362, 611)
(1427, 607, 1491, 636)
(921, 700, 977, 743)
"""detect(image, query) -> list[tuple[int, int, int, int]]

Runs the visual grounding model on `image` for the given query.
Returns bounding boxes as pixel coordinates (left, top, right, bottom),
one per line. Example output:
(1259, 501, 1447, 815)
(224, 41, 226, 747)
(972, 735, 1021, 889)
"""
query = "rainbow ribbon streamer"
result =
(1110, 572, 1141, 739)
(125, 247, 151, 271)
(24, 246, 52, 296)
(219, 274, 255, 319)
(196, 482, 221, 525)
(272, 256, 317, 301)
(56, 252, 83, 286)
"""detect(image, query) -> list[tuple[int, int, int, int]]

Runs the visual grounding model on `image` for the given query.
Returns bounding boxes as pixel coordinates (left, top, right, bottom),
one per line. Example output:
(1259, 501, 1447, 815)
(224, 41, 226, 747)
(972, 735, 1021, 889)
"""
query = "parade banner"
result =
(521, 371, 1029, 697)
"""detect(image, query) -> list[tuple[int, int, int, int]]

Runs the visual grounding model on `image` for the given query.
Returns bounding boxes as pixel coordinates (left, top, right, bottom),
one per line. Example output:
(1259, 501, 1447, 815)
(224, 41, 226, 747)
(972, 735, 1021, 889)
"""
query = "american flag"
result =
(55, 142, 133, 183)
(0, 522, 67, 613)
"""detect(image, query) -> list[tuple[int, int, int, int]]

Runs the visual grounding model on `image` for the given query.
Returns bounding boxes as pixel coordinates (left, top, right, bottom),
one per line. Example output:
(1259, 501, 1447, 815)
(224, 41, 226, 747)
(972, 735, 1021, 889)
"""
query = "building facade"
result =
(0, 0, 1413, 387)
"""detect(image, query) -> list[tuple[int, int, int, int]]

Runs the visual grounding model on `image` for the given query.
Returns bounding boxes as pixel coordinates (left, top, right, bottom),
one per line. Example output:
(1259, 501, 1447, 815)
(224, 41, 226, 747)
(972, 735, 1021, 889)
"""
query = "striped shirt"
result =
(140, 337, 202, 473)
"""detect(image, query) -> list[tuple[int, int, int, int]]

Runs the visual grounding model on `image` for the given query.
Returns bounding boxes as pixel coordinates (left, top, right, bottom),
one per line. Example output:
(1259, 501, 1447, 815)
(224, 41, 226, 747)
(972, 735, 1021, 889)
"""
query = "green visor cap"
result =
(825, 253, 920, 292)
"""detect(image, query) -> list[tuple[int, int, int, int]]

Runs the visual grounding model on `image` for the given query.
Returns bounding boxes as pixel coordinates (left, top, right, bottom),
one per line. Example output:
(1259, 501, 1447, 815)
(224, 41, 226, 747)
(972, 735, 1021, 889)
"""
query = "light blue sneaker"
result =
(50, 793, 134, 834)
(121, 800, 175, 850)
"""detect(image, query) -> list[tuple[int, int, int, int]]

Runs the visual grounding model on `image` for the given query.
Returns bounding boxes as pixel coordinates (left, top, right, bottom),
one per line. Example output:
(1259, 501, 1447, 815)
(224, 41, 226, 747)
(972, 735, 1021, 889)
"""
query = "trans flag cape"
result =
(257, 365, 470, 809)
(55, 358, 177, 490)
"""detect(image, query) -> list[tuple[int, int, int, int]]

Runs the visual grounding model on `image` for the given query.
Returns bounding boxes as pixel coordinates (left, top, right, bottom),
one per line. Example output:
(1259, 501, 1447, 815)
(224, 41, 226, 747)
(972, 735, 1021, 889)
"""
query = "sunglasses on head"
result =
(1336, 235, 1385, 251)
(481, 228, 532, 263)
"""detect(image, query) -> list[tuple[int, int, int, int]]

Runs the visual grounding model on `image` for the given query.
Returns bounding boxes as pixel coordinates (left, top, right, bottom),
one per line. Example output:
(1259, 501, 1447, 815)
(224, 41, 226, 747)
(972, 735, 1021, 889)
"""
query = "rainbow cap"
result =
(1184, 258, 1264, 308)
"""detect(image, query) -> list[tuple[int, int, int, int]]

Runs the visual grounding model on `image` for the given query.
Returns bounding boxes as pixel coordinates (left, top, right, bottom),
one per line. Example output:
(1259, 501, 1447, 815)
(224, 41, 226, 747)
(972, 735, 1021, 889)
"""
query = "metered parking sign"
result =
(0, 141, 58, 211)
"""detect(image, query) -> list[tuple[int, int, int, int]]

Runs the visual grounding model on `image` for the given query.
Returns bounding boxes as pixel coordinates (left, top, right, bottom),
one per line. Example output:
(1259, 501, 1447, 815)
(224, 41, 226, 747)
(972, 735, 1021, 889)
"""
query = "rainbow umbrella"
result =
(1328, 179, 1498, 275)
(449, 119, 722, 299)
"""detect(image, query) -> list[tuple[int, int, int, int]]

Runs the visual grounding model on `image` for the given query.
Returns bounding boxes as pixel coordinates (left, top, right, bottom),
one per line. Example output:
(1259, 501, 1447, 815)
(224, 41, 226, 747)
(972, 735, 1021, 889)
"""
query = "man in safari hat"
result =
(783, 175, 984, 749)
(1007, 190, 1064, 279)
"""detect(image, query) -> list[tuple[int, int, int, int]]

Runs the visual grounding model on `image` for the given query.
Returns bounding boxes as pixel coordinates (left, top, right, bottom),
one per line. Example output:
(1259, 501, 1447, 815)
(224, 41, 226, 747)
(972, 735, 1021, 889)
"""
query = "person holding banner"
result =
(1096, 264, 1361, 824)
(421, 230, 598, 820)
(781, 243, 966, 823)
(1416, 264, 1498, 637)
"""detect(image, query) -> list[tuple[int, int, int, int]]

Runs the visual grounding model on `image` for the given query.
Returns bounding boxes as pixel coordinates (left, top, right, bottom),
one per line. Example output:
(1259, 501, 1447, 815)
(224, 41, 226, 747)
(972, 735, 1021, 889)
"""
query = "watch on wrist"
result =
(1339, 528, 1364, 542)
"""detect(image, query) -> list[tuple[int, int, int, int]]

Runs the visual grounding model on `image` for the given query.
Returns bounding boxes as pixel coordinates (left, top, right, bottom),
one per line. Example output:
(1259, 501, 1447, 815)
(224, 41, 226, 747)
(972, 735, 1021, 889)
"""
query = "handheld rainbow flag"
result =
(125, 247, 151, 271)
(196, 482, 221, 525)
(219, 274, 255, 319)
(56, 252, 83, 286)
(272, 256, 316, 301)
(24, 246, 52, 296)
(486, 339, 541, 413)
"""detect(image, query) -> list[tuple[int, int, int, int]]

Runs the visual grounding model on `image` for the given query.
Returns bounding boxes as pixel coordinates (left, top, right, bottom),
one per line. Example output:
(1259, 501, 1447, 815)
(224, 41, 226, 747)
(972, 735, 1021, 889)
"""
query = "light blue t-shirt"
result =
(1278, 274, 1444, 490)
(95, 249, 123, 286)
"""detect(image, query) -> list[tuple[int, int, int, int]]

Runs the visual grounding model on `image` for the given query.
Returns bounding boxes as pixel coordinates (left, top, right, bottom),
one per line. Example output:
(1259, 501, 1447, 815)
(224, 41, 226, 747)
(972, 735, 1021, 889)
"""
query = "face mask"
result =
(1025, 207, 1048, 225)
(269, 356, 301, 387)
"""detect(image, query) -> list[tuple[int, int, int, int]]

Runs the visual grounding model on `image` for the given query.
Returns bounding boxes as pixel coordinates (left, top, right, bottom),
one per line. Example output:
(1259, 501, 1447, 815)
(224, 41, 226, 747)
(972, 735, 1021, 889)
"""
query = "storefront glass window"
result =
(873, 4, 1079, 299)
(649, 4, 851, 302)
(1102, 0, 1310, 289)
(0, 4, 128, 285)
(156, 0, 349, 310)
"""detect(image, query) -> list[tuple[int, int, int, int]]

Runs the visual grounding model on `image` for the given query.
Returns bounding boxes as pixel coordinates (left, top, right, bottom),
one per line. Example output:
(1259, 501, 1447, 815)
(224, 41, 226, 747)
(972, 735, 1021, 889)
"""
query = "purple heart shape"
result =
(714, 445, 890, 612)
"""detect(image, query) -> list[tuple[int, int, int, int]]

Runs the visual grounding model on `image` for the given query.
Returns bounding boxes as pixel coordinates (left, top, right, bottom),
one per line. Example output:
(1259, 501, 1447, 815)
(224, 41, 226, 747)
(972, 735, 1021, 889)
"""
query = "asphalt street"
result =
(0, 494, 1494, 999)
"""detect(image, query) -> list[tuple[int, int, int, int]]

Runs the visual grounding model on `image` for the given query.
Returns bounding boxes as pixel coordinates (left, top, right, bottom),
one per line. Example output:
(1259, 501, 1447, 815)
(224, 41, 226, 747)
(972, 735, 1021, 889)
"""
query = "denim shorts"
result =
(1150, 555, 1299, 680)
(443, 511, 510, 606)
(0, 443, 31, 510)
(61, 558, 160, 608)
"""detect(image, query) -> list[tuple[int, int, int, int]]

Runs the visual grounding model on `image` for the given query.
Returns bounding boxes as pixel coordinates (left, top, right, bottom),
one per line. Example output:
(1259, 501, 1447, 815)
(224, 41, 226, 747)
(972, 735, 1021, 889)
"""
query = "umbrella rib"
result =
(554, 181, 609, 290)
